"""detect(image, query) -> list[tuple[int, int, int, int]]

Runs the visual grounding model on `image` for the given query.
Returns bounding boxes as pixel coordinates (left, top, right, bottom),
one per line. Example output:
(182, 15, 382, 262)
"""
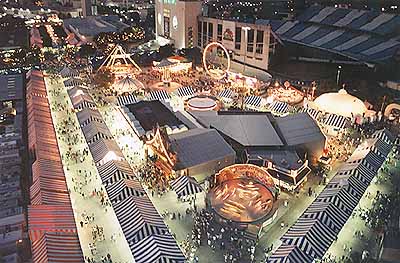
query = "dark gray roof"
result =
(170, 128, 236, 170)
(191, 111, 283, 147)
(0, 74, 23, 101)
(246, 149, 304, 170)
(276, 112, 325, 146)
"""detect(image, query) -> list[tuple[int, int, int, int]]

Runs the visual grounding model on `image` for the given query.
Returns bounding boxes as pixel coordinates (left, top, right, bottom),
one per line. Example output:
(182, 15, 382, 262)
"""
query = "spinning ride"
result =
(203, 42, 230, 80)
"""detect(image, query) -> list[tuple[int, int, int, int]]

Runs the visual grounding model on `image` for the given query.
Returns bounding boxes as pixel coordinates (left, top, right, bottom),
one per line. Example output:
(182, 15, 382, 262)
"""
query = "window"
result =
(235, 27, 241, 50)
(217, 24, 222, 41)
(256, 30, 264, 54)
(202, 22, 207, 45)
(208, 22, 213, 42)
(197, 21, 202, 47)
(247, 29, 254, 53)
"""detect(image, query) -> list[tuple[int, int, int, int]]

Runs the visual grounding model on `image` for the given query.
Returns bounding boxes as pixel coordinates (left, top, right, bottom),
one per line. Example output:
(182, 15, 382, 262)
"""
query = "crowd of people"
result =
(188, 209, 258, 263)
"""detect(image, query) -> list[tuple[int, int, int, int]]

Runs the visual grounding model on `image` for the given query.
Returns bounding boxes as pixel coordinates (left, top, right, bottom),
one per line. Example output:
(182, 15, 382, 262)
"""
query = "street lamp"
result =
(241, 26, 251, 74)
(336, 65, 342, 87)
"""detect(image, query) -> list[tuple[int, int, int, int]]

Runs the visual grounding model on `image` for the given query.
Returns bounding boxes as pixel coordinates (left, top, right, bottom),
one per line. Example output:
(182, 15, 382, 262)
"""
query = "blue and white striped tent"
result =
(322, 113, 349, 130)
(269, 101, 290, 115)
(147, 90, 171, 101)
(280, 218, 336, 260)
(170, 176, 203, 198)
(301, 107, 322, 120)
(268, 244, 313, 263)
(176, 86, 196, 98)
(63, 77, 84, 88)
(117, 94, 138, 106)
(244, 95, 262, 109)
(106, 179, 145, 202)
(113, 195, 169, 245)
(218, 89, 234, 101)
(269, 129, 394, 263)
(131, 233, 185, 263)
(97, 160, 136, 186)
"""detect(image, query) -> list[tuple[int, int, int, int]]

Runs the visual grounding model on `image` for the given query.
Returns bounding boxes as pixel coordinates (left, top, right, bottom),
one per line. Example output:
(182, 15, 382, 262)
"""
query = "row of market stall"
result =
(268, 129, 395, 263)
(26, 70, 84, 262)
(66, 84, 186, 263)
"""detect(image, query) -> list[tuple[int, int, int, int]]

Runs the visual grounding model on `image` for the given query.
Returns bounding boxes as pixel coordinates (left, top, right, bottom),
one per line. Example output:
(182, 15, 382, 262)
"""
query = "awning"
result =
(244, 95, 262, 108)
(106, 179, 145, 202)
(170, 176, 203, 198)
(269, 101, 289, 115)
(97, 160, 136, 186)
(176, 86, 196, 98)
(118, 94, 138, 106)
(131, 233, 185, 263)
(322, 113, 349, 130)
(31, 232, 84, 263)
(268, 243, 313, 263)
(147, 90, 171, 101)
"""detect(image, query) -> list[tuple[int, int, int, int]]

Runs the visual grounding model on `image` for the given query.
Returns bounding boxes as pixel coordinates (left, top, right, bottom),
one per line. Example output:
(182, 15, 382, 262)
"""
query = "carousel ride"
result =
(207, 164, 278, 224)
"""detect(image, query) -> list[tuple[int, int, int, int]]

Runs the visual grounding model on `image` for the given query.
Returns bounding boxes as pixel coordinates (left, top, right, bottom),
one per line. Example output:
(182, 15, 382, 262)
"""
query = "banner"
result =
(222, 21, 235, 50)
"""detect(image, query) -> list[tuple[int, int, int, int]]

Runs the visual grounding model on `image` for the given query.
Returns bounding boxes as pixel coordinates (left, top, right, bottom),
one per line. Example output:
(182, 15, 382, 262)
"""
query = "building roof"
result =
(64, 16, 128, 37)
(191, 111, 284, 147)
(275, 112, 325, 146)
(258, 6, 400, 64)
(126, 101, 184, 132)
(246, 148, 304, 170)
(0, 74, 23, 101)
(170, 128, 235, 170)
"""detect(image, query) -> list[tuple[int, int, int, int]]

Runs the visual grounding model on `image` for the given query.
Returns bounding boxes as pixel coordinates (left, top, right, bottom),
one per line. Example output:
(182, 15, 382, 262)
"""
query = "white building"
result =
(155, 0, 277, 78)
(155, 0, 202, 49)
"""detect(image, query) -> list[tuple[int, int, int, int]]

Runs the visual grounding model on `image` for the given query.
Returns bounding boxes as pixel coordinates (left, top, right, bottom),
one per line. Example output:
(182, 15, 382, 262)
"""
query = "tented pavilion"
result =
(113, 76, 144, 95)
(99, 45, 141, 77)
(153, 57, 192, 82)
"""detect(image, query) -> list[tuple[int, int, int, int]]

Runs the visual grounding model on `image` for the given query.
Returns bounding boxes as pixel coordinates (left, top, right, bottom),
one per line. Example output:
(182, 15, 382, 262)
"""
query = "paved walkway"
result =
(44, 75, 135, 263)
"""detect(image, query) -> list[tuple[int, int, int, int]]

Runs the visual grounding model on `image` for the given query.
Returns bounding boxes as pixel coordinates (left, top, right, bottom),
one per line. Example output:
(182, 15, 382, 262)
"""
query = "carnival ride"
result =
(203, 42, 230, 80)
(207, 164, 277, 224)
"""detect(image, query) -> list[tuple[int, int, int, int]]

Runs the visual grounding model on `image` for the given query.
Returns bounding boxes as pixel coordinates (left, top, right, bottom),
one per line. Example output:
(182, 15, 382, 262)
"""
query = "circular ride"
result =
(207, 164, 278, 224)
(187, 95, 218, 111)
(203, 42, 230, 80)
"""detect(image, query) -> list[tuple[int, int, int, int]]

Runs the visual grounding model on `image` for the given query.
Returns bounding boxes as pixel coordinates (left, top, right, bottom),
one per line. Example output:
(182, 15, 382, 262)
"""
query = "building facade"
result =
(155, 0, 277, 76)
(197, 17, 276, 72)
(155, 0, 202, 49)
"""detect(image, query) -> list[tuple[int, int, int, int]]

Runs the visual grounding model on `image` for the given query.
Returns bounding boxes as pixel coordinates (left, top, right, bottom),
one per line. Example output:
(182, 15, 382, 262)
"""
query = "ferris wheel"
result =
(202, 42, 231, 80)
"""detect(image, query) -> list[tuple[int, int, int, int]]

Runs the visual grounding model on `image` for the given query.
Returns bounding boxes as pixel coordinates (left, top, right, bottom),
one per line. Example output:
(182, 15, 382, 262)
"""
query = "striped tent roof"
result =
(60, 66, 80, 79)
(117, 94, 138, 107)
(97, 160, 136, 185)
(268, 243, 313, 263)
(322, 113, 349, 130)
(170, 176, 203, 198)
(176, 86, 196, 98)
(106, 179, 146, 202)
(76, 108, 103, 127)
(217, 89, 234, 100)
(63, 77, 84, 88)
(30, 176, 71, 205)
(131, 233, 185, 263)
(88, 138, 123, 163)
(113, 195, 169, 245)
(31, 232, 84, 263)
(244, 95, 262, 108)
(281, 218, 336, 259)
(28, 205, 77, 242)
(147, 90, 171, 101)
(81, 121, 113, 144)
(269, 101, 290, 115)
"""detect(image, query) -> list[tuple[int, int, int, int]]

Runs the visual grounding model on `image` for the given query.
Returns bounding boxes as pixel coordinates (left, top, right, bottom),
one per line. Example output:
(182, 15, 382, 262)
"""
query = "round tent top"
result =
(113, 76, 143, 94)
(154, 58, 178, 68)
(314, 89, 367, 118)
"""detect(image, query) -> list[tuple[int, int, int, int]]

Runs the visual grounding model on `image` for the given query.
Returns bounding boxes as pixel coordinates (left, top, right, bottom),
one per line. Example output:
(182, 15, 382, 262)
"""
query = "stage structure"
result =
(99, 45, 142, 77)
